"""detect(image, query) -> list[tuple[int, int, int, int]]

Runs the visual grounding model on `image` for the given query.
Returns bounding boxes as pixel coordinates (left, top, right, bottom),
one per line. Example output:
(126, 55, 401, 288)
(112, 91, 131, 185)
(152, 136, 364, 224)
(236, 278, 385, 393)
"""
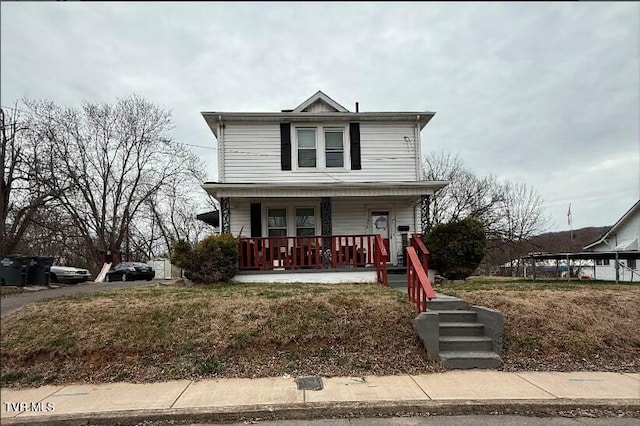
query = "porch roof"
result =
(202, 180, 449, 199)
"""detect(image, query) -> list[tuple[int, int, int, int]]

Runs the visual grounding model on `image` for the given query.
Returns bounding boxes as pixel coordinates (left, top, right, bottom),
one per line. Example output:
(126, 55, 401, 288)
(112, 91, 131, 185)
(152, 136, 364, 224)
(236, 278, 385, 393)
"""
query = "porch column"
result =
(321, 197, 332, 251)
(420, 195, 431, 235)
(221, 197, 230, 234)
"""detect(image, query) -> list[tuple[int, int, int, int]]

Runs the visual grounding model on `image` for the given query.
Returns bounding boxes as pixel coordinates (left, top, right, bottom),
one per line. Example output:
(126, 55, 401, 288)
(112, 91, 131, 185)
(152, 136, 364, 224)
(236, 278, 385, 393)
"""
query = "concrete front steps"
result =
(414, 293, 503, 370)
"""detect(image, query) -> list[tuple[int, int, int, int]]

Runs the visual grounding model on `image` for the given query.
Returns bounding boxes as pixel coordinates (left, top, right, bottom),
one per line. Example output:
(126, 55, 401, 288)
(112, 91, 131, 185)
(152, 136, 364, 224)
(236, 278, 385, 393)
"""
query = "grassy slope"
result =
(440, 279, 640, 372)
(1, 283, 436, 387)
(2, 279, 638, 388)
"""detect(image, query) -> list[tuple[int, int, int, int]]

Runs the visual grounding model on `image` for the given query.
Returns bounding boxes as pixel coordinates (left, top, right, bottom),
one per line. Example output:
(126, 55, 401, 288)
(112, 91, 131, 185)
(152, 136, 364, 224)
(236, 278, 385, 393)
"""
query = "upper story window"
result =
(297, 128, 317, 168)
(324, 129, 344, 168)
(294, 125, 347, 170)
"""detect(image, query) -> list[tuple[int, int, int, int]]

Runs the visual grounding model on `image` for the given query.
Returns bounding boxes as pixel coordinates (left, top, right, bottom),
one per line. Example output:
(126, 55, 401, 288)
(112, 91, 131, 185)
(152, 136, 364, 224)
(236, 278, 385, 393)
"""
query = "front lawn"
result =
(1, 283, 436, 387)
(2, 279, 638, 389)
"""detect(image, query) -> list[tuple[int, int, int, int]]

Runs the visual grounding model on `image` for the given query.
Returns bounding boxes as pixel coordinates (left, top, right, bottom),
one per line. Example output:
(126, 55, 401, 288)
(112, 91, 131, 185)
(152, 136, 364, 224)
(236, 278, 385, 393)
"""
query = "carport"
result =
(523, 251, 640, 283)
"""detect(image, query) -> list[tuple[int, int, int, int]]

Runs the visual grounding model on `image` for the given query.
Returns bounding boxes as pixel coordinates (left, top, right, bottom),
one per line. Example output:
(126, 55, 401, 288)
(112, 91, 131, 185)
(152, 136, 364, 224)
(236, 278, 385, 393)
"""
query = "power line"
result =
(181, 142, 216, 151)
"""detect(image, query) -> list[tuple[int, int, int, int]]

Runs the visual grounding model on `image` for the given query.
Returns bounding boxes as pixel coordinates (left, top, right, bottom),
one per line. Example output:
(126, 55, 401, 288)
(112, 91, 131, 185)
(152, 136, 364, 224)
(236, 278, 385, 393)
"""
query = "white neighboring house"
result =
(583, 200, 640, 282)
(200, 91, 447, 278)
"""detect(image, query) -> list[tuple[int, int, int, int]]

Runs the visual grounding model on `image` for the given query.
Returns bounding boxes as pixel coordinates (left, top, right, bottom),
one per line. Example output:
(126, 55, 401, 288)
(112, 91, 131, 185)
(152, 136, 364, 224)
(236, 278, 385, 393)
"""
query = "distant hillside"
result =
(480, 226, 612, 274)
(529, 226, 610, 253)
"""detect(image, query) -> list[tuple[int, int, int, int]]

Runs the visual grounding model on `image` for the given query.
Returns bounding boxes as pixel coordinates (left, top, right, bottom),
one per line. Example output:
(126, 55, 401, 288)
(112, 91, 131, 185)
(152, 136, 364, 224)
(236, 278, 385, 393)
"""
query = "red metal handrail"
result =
(406, 246, 436, 313)
(411, 233, 429, 272)
(374, 234, 388, 286)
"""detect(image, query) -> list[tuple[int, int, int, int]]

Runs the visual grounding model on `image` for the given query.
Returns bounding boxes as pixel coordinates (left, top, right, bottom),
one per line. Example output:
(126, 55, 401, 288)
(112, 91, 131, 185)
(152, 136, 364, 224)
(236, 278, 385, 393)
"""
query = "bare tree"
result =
(423, 151, 551, 276)
(132, 180, 215, 259)
(494, 180, 550, 275)
(423, 151, 503, 231)
(0, 105, 63, 255)
(24, 95, 205, 269)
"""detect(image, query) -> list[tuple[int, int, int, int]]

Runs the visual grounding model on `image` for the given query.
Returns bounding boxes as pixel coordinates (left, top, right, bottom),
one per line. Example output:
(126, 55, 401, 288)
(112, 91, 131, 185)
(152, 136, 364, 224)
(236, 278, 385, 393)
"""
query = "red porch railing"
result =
(374, 234, 388, 286)
(238, 234, 388, 283)
(406, 244, 436, 313)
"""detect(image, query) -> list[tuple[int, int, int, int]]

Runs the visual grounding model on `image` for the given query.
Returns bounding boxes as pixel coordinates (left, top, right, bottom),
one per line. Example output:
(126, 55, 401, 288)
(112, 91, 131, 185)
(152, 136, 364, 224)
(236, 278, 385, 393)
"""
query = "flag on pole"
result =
(567, 203, 572, 226)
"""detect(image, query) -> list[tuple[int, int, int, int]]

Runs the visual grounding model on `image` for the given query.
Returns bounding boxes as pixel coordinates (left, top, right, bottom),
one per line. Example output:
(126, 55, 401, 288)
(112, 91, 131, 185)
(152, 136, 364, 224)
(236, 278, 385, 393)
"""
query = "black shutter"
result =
(280, 123, 291, 170)
(250, 203, 262, 237)
(349, 122, 361, 170)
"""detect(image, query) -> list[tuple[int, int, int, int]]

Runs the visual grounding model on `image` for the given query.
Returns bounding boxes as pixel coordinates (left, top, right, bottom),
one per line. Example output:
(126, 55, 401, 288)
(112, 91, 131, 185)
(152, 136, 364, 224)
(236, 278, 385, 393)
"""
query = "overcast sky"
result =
(2, 2, 638, 233)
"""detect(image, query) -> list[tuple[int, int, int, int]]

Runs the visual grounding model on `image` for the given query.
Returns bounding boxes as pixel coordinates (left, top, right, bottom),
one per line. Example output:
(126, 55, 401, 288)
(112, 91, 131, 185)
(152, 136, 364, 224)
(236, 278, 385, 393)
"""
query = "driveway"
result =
(1, 280, 177, 318)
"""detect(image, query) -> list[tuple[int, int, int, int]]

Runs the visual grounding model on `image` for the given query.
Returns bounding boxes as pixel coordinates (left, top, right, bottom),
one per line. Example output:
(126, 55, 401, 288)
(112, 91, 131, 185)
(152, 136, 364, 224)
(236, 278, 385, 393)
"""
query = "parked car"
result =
(49, 265, 92, 284)
(106, 262, 155, 282)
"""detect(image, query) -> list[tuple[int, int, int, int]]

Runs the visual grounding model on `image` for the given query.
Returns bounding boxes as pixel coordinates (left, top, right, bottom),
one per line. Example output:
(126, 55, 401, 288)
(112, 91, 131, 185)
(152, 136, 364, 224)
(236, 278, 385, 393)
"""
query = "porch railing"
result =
(238, 234, 389, 284)
(374, 234, 388, 286)
(406, 244, 436, 313)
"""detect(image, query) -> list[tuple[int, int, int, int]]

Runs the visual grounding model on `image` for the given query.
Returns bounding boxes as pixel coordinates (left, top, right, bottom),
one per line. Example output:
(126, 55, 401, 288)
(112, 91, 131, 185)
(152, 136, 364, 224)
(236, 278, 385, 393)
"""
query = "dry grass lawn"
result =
(1, 283, 437, 388)
(2, 279, 638, 389)
(441, 280, 640, 372)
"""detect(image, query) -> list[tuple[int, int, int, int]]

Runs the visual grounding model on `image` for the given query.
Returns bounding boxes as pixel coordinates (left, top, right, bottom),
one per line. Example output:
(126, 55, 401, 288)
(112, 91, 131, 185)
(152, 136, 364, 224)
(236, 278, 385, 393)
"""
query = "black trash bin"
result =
(26, 256, 54, 286)
(0, 254, 29, 287)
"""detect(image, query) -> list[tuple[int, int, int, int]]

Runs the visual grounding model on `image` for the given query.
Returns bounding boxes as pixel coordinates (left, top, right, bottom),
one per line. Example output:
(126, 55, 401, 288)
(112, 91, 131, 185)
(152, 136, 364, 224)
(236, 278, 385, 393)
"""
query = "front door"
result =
(370, 211, 391, 257)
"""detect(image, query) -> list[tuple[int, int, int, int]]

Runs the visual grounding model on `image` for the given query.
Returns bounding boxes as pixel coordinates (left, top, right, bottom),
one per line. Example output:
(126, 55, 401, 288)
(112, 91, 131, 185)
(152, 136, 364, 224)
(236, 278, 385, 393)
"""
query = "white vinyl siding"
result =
(229, 199, 251, 237)
(222, 123, 419, 183)
(591, 210, 640, 252)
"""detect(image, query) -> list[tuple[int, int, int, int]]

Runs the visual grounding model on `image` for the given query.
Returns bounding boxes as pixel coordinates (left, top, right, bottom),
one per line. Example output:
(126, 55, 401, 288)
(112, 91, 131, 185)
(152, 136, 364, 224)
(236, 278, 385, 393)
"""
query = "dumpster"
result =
(0, 255, 28, 286)
(26, 256, 54, 286)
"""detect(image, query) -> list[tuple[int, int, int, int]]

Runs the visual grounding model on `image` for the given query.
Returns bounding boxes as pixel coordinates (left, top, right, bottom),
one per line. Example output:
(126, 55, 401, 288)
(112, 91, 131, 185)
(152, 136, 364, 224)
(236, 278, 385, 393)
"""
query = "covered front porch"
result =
(201, 180, 447, 281)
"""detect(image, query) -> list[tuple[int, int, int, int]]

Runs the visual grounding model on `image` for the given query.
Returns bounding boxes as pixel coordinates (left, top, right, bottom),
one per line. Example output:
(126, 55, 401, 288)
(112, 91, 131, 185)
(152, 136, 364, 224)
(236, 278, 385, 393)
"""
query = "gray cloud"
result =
(1, 2, 638, 231)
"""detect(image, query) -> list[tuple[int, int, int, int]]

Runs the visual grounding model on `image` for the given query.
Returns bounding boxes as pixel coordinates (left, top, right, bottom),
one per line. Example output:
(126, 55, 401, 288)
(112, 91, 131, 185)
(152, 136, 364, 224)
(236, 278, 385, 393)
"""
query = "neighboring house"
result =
(583, 200, 640, 281)
(200, 91, 447, 276)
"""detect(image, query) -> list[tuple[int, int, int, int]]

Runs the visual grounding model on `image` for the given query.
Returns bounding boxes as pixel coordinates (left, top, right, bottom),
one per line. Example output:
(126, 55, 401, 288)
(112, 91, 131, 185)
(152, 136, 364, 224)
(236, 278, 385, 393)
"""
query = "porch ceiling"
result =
(202, 180, 449, 199)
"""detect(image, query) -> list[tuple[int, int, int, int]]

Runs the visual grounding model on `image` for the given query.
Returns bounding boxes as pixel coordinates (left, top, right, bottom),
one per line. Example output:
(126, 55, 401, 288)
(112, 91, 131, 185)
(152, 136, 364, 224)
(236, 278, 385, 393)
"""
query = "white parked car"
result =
(49, 265, 92, 284)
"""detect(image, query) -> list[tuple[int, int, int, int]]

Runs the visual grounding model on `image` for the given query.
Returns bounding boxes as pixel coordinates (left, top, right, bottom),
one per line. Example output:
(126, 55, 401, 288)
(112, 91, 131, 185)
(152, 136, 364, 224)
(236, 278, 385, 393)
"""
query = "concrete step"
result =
(433, 310, 477, 322)
(439, 322, 485, 336)
(439, 336, 494, 352)
(427, 298, 469, 311)
(439, 351, 503, 369)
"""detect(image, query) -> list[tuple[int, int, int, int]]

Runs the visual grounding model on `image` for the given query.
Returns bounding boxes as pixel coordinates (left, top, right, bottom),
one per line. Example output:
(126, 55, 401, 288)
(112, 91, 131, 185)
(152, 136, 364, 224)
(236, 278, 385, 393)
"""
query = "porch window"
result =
(596, 259, 610, 266)
(297, 128, 317, 168)
(296, 208, 316, 236)
(324, 129, 344, 168)
(267, 208, 287, 237)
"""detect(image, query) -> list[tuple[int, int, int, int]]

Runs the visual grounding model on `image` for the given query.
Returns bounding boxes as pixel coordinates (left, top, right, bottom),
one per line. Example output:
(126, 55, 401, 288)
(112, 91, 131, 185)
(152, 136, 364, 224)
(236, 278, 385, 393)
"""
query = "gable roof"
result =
(292, 90, 349, 113)
(202, 91, 436, 137)
(583, 200, 640, 250)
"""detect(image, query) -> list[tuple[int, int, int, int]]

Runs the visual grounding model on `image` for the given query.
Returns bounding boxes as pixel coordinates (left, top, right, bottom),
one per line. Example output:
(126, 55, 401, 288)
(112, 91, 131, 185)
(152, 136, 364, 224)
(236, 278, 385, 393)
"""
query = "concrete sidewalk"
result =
(1, 371, 638, 425)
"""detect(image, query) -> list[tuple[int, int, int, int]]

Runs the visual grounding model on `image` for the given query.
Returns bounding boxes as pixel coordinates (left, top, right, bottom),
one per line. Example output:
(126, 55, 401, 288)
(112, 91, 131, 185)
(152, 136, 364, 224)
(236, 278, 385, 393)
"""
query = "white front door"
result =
(370, 211, 391, 261)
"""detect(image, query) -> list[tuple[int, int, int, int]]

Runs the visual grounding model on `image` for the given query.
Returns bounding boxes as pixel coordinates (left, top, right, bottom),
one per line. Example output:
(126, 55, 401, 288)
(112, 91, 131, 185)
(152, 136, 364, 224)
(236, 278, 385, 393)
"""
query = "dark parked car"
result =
(50, 265, 92, 284)
(106, 262, 155, 282)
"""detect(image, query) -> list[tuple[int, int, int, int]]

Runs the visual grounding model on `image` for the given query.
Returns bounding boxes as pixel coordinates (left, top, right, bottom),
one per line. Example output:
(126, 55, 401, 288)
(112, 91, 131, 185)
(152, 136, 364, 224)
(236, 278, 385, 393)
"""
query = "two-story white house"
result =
(201, 91, 447, 280)
(583, 200, 639, 281)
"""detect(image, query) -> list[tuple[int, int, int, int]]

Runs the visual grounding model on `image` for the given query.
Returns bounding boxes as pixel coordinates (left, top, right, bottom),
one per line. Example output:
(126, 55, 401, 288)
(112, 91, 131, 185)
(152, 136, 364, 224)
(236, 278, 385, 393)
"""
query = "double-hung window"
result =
(295, 208, 316, 236)
(324, 128, 344, 168)
(294, 125, 346, 170)
(267, 208, 287, 237)
(297, 128, 317, 168)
